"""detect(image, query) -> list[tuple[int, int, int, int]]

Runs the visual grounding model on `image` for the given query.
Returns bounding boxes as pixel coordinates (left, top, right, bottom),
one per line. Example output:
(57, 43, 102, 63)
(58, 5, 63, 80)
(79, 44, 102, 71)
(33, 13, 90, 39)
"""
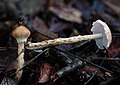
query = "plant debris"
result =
(0, 0, 120, 85)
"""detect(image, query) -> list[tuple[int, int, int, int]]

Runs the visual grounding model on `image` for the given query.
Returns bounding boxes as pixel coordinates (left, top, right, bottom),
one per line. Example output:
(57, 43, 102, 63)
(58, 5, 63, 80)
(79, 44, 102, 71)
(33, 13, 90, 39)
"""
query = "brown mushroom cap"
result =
(91, 20, 112, 49)
(12, 25, 31, 43)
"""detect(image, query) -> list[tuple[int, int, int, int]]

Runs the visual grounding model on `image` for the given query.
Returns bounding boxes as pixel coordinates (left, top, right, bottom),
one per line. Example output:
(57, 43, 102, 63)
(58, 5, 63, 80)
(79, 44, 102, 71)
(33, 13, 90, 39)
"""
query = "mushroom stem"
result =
(26, 20, 112, 50)
(15, 42, 25, 81)
(26, 33, 103, 50)
(12, 25, 30, 82)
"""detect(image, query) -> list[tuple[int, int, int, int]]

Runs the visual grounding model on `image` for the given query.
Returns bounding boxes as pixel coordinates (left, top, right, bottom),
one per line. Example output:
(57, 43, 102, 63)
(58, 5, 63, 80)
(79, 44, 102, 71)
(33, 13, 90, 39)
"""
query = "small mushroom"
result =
(12, 25, 31, 81)
(91, 20, 112, 49)
(26, 20, 112, 50)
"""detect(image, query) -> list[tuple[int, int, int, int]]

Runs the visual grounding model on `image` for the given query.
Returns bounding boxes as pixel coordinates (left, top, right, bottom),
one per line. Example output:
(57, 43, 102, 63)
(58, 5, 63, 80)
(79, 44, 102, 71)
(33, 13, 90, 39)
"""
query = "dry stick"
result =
(54, 47, 113, 73)
(50, 47, 113, 82)
(84, 54, 106, 85)
(92, 57, 120, 61)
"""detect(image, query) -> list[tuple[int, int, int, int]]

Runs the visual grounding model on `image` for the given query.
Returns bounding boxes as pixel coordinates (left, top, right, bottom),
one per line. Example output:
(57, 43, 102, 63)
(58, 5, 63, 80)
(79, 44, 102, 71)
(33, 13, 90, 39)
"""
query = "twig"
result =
(54, 48, 113, 73)
(91, 57, 120, 61)
(51, 59, 83, 81)
(84, 52, 106, 85)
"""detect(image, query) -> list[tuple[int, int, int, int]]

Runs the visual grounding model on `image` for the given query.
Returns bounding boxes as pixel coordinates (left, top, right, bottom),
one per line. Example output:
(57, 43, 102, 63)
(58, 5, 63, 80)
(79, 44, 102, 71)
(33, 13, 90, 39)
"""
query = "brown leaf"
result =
(49, 6, 82, 23)
(19, 0, 47, 15)
(5, 60, 17, 72)
(49, 21, 70, 32)
(47, 0, 65, 8)
(0, 47, 17, 73)
(83, 65, 105, 78)
(32, 17, 58, 41)
(108, 39, 120, 57)
(38, 63, 52, 83)
(104, 0, 120, 14)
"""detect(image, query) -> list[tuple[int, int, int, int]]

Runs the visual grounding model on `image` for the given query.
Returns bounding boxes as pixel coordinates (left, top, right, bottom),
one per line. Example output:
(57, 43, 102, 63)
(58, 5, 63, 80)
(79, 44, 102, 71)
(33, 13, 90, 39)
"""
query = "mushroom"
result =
(12, 25, 31, 81)
(91, 20, 112, 49)
(26, 20, 112, 50)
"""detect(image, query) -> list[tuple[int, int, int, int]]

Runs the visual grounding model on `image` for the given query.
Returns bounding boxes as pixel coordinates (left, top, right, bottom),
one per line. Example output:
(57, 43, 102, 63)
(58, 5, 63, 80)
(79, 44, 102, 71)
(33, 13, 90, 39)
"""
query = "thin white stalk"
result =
(15, 42, 24, 81)
(26, 33, 103, 50)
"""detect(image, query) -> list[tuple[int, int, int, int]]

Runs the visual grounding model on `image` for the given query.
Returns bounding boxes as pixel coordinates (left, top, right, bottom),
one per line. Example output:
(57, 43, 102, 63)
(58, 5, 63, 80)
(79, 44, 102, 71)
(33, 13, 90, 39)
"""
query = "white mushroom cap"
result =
(91, 20, 112, 49)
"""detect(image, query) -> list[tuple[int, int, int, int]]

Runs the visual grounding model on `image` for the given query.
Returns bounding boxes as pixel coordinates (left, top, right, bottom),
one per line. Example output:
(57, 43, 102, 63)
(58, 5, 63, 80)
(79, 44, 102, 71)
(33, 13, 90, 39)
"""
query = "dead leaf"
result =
(83, 65, 104, 78)
(108, 39, 120, 57)
(49, 21, 70, 32)
(49, 6, 82, 23)
(0, 77, 17, 85)
(32, 17, 58, 41)
(5, 60, 17, 72)
(38, 63, 52, 83)
(104, 0, 120, 14)
(20, 0, 47, 15)
(47, 0, 65, 8)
